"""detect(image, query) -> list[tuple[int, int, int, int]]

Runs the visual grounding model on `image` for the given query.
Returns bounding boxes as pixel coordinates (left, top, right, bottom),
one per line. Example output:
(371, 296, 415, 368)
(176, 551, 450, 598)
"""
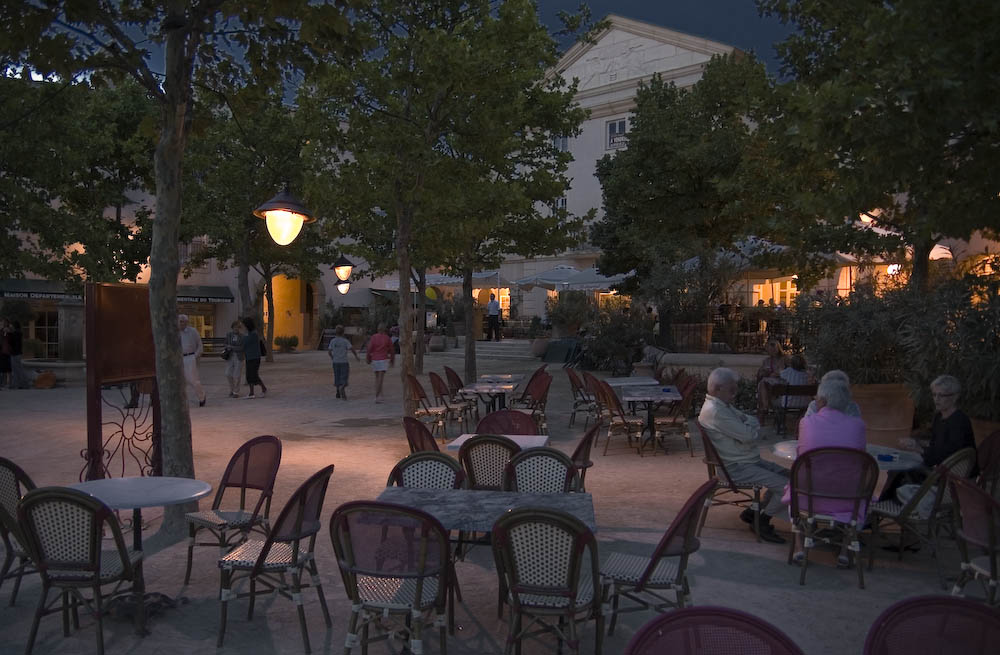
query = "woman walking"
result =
(367, 323, 394, 403)
(223, 320, 246, 397)
(242, 317, 268, 398)
(327, 325, 359, 399)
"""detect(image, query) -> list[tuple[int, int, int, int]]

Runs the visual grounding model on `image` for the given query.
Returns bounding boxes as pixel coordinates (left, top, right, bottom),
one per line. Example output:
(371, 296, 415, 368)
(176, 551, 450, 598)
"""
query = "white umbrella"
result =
(562, 267, 631, 291)
(514, 265, 579, 291)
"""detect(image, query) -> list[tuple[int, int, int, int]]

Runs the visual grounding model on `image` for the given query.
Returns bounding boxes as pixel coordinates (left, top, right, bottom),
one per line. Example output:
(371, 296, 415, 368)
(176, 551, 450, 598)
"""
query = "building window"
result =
(552, 135, 569, 152)
(31, 310, 59, 359)
(607, 118, 628, 149)
(555, 197, 567, 211)
(179, 236, 209, 271)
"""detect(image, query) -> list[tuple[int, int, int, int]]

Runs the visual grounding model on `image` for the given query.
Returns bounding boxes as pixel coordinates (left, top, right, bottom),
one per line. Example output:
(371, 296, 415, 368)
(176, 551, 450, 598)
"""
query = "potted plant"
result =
(545, 291, 594, 339)
(428, 327, 447, 352)
(274, 335, 299, 353)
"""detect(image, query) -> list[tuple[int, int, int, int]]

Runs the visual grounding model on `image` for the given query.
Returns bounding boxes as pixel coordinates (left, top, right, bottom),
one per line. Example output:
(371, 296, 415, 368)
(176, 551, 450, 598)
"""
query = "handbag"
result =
(221, 347, 231, 360)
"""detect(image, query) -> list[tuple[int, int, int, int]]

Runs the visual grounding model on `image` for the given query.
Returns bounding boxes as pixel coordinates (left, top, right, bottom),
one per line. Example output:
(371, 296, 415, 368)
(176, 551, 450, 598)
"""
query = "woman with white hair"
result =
(804, 370, 861, 418)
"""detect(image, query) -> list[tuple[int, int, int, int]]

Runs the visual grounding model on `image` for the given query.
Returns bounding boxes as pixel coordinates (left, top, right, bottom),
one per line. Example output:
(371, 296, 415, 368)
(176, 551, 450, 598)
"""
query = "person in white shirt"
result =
(698, 367, 789, 543)
(178, 314, 206, 407)
(486, 293, 501, 342)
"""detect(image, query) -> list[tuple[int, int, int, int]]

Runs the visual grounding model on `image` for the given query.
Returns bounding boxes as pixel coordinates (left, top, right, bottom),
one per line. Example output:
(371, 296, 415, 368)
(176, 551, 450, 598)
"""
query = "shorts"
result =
(371, 359, 389, 372)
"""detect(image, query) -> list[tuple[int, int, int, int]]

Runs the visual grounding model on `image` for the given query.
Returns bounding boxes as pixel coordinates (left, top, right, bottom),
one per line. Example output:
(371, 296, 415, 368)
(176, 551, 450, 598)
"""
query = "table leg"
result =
(497, 393, 506, 410)
(132, 508, 143, 552)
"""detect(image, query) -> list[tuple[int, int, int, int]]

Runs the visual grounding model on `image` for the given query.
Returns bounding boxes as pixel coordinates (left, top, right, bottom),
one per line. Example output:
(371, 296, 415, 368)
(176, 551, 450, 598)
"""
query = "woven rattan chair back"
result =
(257, 465, 334, 574)
(571, 423, 600, 481)
(581, 371, 602, 396)
(444, 366, 465, 396)
(388, 452, 466, 490)
(566, 368, 587, 400)
(863, 595, 1000, 655)
(0, 457, 35, 545)
(520, 371, 551, 409)
(459, 435, 521, 490)
(937, 447, 978, 510)
(788, 447, 879, 522)
(504, 448, 579, 494)
(428, 371, 454, 406)
(976, 430, 1000, 500)
(212, 435, 282, 517)
(695, 421, 741, 491)
(19, 487, 135, 583)
(406, 374, 434, 410)
(600, 380, 630, 421)
(403, 417, 440, 453)
(476, 409, 539, 435)
(950, 475, 1000, 553)
(514, 364, 548, 405)
(624, 606, 805, 655)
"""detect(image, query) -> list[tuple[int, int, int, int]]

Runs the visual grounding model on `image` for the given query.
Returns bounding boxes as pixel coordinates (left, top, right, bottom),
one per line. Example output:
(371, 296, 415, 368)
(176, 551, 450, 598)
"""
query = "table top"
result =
(771, 441, 924, 472)
(376, 486, 596, 533)
(604, 376, 660, 387)
(461, 382, 517, 394)
(478, 374, 522, 384)
(446, 433, 550, 451)
(70, 476, 213, 510)
(620, 385, 682, 403)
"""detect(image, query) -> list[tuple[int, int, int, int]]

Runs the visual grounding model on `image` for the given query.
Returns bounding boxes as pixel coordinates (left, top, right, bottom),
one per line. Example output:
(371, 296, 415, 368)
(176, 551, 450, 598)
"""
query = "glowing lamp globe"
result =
(337, 282, 351, 295)
(333, 255, 354, 282)
(253, 184, 314, 246)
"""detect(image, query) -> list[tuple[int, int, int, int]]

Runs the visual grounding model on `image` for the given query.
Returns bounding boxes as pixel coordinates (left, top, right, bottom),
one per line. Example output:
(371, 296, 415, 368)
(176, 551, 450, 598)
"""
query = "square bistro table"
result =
(446, 433, 550, 451)
(376, 487, 596, 533)
(460, 382, 518, 410)
(619, 385, 682, 454)
(604, 376, 661, 388)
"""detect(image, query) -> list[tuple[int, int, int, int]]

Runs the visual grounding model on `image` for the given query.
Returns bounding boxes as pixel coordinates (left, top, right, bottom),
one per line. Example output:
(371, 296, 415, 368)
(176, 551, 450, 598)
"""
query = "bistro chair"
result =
(406, 374, 449, 440)
(442, 366, 480, 423)
(403, 416, 441, 453)
(863, 595, 1000, 655)
(510, 372, 552, 435)
(491, 507, 604, 655)
(429, 371, 470, 434)
(184, 435, 282, 585)
(582, 371, 612, 425)
(566, 368, 597, 429)
(600, 380, 646, 456)
(0, 456, 37, 606)
(19, 487, 145, 655)
(695, 420, 763, 542)
(510, 364, 548, 409)
(948, 476, 1000, 605)
(787, 447, 879, 589)
(869, 447, 977, 585)
(602, 479, 717, 635)
(476, 409, 539, 435)
(387, 452, 466, 490)
(217, 465, 334, 654)
(571, 423, 601, 492)
(976, 430, 1000, 501)
(652, 376, 699, 457)
(770, 383, 817, 437)
(624, 606, 805, 655)
(503, 447, 579, 494)
(330, 501, 452, 654)
(459, 434, 522, 491)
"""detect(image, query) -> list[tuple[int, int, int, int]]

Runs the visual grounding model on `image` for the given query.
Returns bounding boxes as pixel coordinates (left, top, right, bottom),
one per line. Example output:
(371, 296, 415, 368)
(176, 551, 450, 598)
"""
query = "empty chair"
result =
(330, 501, 452, 654)
(19, 487, 145, 654)
(476, 409, 539, 435)
(459, 434, 522, 490)
(600, 380, 645, 455)
(582, 371, 612, 425)
(602, 479, 717, 634)
(429, 371, 470, 434)
(510, 372, 552, 434)
(443, 366, 480, 422)
(566, 368, 596, 428)
(696, 420, 763, 542)
(388, 452, 466, 490)
(403, 416, 441, 453)
(976, 430, 1000, 500)
(510, 364, 548, 409)
(652, 376, 699, 457)
(0, 456, 36, 606)
(863, 595, 1000, 655)
(217, 465, 334, 653)
(787, 447, 879, 588)
(491, 508, 604, 655)
(184, 435, 282, 584)
(948, 476, 1000, 605)
(504, 447, 579, 493)
(570, 423, 601, 492)
(624, 606, 805, 655)
(406, 374, 449, 439)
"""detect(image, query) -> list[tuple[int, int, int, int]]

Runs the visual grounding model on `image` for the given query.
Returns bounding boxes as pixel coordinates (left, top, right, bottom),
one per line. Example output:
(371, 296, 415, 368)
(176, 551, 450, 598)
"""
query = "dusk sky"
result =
(537, 0, 794, 73)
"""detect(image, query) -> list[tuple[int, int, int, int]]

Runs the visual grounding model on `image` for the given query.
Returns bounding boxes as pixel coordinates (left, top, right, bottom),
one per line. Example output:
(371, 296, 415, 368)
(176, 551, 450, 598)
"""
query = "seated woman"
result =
(805, 370, 861, 418)
(776, 355, 814, 408)
(756, 338, 787, 422)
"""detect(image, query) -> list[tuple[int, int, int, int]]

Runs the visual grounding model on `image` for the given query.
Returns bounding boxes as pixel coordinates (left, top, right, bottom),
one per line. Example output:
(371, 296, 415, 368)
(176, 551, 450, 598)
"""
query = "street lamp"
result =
(254, 182, 314, 246)
(333, 255, 354, 295)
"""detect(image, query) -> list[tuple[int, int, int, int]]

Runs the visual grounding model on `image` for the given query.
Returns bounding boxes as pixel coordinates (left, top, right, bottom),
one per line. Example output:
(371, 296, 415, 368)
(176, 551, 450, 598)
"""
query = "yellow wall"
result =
(270, 274, 304, 346)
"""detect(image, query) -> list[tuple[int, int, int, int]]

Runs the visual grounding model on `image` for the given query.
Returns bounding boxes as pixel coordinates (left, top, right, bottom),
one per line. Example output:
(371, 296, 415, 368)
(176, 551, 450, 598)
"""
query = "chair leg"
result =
(184, 523, 196, 585)
(25, 582, 49, 655)
(307, 558, 332, 627)
(61, 590, 70, 637)
(607, 587, 620, 635)
(869, 519, 880, 571)
(134, 561, 146, 636)
(0, 546, 13, 591)
(217, 569, 230, 647)
(10, 557, 27, 606)
(93, 584, 105, 655)
(247, 578, 256, 620)
(292, 569, 311, 654)
(344, 604, 361, 655)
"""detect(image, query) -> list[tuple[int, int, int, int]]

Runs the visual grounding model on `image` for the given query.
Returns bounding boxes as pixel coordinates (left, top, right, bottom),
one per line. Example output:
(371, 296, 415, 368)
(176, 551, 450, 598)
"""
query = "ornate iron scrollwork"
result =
(79, 379, 158, 481)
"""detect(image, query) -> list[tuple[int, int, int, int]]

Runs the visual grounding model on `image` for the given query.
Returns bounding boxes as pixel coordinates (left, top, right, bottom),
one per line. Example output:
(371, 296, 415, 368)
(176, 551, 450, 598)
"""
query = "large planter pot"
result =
(670, 323, 713, 354)
(851, 383, 915, 448)
(971, 417, 1000, 448)
(428, 335, 446, 352)
(530, 338, 550, 358)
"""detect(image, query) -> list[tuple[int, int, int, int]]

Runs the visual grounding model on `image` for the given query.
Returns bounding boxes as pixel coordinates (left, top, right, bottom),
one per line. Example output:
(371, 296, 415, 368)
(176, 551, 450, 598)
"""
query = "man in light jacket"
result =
(179, 314, 206, 407)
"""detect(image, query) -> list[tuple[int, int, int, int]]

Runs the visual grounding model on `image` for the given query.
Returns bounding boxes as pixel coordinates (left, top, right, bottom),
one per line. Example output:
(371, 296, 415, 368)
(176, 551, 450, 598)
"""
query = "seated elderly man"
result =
(699, 367, 789, 544)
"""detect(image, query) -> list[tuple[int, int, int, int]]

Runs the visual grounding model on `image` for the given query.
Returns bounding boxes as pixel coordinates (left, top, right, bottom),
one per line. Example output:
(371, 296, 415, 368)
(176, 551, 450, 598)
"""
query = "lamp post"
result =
(254, 182, 314, 246)
(333, 255, 354, 294)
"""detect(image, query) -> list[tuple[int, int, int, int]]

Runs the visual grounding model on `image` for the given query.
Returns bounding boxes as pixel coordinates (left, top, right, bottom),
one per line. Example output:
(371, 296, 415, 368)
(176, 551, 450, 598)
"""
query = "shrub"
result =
(545, 291, 595, 335)
(274, 335, 299, 352)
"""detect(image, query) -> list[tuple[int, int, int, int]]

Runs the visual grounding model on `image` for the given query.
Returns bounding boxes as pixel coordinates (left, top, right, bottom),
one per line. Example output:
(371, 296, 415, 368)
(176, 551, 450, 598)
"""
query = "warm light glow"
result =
(264, 210, 305, 246)
(334, 264, 353, 281)
(859, 214, 873, 224)
(887, 264, 902, 275)
(337, 282, 350, 295)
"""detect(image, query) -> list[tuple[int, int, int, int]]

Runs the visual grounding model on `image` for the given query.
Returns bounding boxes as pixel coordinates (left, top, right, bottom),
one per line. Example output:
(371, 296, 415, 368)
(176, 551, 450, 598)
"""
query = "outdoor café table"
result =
(376, 486, 596, 533)
(478, 373, 522, 384)
(460, 381, 518, 410)
(619, 385, 682, 454)
(771, 440, 924, 472)
(604, 376, 660, 388)
(446, 433, 550, 451)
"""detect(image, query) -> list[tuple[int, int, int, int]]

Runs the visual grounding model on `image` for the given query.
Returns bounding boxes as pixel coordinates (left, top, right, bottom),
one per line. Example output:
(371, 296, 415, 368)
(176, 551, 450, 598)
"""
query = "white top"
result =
(447, 434, 550, 451)
(771, 440, 924, 472)
(70, 476, 212, 510)
(604, 376, 660, 387)
(487, 299, 500, 316)
(180, 326, 203, 357)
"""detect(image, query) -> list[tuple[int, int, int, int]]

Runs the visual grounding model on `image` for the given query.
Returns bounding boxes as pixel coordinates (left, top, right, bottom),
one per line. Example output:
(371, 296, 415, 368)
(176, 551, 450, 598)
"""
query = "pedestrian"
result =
(328, 324, 360, 400)
(486, 292, 501, 342)
(242, 317, 267, 398)
(223, 319, 246, 398)
(366, 323, 394, 403)
(0, 318, 11, 389)
(9, 320, 28, 389)
(178, 314, 206, 406)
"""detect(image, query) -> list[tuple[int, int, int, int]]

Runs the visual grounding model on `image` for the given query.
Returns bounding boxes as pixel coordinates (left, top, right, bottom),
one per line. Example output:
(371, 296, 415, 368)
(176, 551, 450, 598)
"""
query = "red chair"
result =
(0, 457, 36, 606)
(976, 430, 1000, 500)
(625, 606, 804, 655)
(442, 366, 479, 422)
(652, 376, 699, 457)
(570, 423, 600, 492)
(428, 371, 470, 433)
(511, 364, 548, 408)
(949, 476, 1000, 605)
(863, 595, 1000, 654)
(405, 374, 448, 439)
(475, 409, 539, 435)
(565, 368, 596, 428)
(403, 417, 440, 453)
(696, 421, 763, 542)
(511, 372, 552, 434)
(600, 379, 645, 455)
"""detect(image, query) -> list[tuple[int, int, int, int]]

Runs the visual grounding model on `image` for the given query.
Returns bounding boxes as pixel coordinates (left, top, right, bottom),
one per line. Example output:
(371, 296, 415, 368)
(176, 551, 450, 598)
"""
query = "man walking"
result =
(179, 314, 206, 407)
(486, 293, 501, 342)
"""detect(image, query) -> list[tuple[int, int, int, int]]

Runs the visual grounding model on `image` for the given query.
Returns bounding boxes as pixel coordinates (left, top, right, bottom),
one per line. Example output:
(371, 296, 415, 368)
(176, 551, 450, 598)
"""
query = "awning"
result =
(384, 270, 512, 290)
(562, 267, 631, 291)
(0, 279, 82, 301)
(370, 288, 437, 309)
(514, 265, 579, 291)
(176, 285, 234, 304)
